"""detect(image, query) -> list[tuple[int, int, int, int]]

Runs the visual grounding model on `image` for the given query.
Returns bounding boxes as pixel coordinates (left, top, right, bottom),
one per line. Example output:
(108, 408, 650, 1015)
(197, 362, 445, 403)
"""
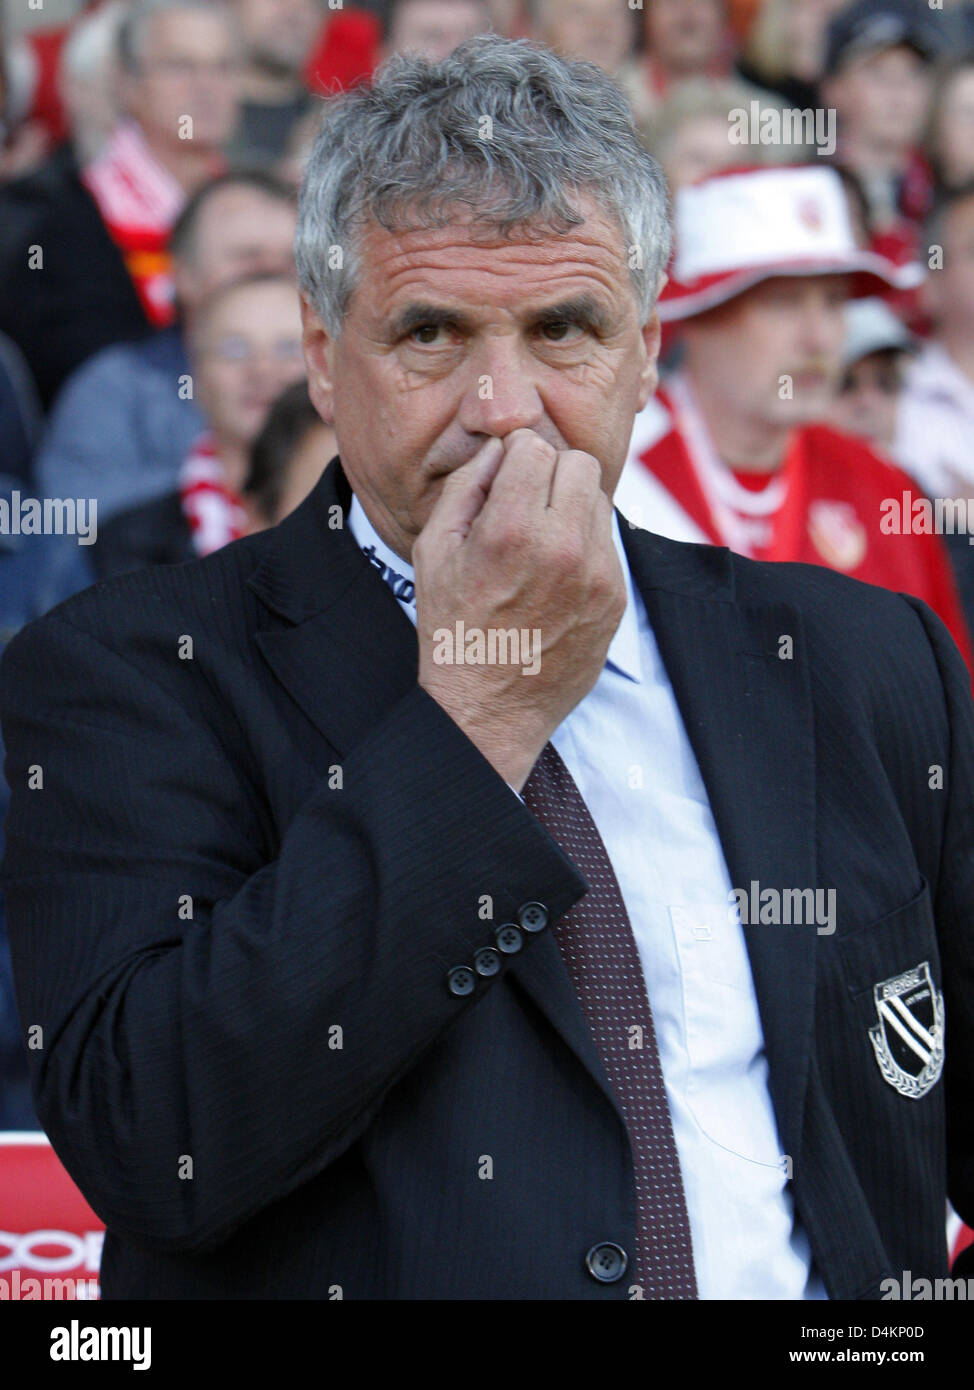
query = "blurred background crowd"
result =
(3, 0, 974, 1128)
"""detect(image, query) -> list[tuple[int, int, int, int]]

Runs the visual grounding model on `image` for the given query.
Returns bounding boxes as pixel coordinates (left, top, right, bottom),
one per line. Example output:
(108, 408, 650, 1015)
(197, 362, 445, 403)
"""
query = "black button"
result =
(473, 946, 501, 977)
(584, 1243, 628, 1283)
(518, 901, 549, 933)
(446, 966, 475, 997)
(494, 923, 523, 955)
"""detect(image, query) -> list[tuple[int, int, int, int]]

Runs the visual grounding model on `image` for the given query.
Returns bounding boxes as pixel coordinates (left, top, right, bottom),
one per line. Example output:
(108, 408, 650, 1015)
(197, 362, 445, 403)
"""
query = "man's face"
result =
(646, 0, 724, 77)
(234, 0, 321, 76)
(831, 349, 904, 450)
(534, 0, 635, 75)
(925, 194, 974, 331)
(826, 45, 931, 154)
(124, 10, 241, 150)
(175, 187, 298, 313)
(385, 0, 488, 61)
(301, 196, 661, 559)
(661, 115, 737, 191)
(683, 275, 851, 431)
(194, 280, 306, 448)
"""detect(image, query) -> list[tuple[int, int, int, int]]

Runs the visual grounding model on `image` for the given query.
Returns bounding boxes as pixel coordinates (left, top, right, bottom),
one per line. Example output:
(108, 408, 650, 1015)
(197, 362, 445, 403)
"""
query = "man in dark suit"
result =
(2, 34, 973, 1301)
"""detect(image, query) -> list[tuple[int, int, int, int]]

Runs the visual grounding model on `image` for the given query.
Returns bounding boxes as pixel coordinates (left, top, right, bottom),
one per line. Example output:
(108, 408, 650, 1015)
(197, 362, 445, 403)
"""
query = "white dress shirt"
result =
(895, 342, 974, 501)
(348, 493, 827, 1300)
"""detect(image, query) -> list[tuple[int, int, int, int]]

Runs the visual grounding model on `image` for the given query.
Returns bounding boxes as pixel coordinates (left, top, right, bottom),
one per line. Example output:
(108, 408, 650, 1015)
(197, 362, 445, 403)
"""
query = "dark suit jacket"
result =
(2, 457, 974, 1300)
(91, 490, 196, 580)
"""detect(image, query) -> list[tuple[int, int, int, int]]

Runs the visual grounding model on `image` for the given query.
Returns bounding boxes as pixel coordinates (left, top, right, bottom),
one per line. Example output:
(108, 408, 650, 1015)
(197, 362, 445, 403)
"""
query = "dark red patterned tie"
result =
(521, 740, 698, 1298)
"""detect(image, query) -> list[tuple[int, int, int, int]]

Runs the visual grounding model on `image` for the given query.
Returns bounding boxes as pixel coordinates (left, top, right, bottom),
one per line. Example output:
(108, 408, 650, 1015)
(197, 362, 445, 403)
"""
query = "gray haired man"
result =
(3, 35, 974, 1304)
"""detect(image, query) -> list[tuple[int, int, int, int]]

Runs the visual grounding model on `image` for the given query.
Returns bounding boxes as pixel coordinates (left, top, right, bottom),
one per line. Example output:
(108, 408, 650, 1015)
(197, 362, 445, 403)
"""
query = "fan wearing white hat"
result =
(616, 163, 973, 669)
(831, 296, 915, 454)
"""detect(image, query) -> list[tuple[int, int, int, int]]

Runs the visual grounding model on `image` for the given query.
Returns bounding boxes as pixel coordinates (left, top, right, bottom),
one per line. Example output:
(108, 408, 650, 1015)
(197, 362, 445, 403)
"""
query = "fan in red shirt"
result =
(616, 163, 974, 675)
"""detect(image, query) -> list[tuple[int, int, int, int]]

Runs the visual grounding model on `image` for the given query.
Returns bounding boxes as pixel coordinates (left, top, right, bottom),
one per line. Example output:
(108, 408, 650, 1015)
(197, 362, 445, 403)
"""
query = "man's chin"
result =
(770, 394, 834, 431)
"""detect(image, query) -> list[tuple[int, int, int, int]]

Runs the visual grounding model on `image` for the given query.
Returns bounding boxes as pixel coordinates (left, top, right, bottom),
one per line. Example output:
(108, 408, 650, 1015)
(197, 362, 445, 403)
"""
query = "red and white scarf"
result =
(622, 373, 974, 674)
(81, 120, 187, 326)
(663, 372, 793, 560)
(178, 435, 249, 556)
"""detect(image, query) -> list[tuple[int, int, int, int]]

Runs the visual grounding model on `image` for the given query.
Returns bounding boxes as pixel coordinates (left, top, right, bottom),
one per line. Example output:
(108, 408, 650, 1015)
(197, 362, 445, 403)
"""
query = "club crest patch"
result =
(868, 962, 944, 1099)
(807, 500, 867, 571)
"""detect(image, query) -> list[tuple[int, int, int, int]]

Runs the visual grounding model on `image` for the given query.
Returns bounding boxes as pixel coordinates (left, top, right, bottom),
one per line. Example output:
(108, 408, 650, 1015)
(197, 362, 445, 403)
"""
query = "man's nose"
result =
(799, 301, 844, 358)
(457, 340, 546, 438)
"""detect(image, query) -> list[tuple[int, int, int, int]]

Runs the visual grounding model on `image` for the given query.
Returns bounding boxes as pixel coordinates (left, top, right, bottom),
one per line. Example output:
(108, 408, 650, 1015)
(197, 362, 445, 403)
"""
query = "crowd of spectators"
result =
(2, 0, 974, 1128)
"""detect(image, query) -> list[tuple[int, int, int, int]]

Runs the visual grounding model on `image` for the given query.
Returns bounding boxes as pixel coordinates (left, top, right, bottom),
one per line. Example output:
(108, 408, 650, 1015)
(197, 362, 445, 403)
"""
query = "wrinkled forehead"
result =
(349, 198, 634, 312)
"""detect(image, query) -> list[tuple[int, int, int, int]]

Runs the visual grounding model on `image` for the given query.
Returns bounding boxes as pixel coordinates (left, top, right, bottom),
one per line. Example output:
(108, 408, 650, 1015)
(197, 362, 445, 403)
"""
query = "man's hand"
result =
(414, 429, 626, 792)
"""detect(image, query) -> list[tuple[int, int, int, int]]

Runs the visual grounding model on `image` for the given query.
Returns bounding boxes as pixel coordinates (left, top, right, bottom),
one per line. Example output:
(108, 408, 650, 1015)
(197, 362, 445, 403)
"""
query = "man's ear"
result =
(300, 291, 336, 425)
(636, 308, 663, 412)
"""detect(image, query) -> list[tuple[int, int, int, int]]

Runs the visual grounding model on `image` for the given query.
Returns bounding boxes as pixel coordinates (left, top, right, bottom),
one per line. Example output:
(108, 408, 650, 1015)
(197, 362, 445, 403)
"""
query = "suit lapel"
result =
(248, 462, 818, 1162)
(621, 518, 818, 1163)
(248, 458, 418, 757)
(248, 460, 621, 1114)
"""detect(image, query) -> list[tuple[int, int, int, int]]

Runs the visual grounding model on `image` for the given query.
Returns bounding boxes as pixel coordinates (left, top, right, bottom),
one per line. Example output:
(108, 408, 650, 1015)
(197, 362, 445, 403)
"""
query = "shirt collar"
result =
(347, 492, 642, 684)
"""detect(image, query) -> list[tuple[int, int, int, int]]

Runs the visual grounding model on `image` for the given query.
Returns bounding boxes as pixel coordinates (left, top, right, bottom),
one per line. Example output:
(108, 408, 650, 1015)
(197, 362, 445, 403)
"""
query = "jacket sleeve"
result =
(0, 608, 587, 1255)
(899, 593, 974, 1263)
(917, 531, 974, 690)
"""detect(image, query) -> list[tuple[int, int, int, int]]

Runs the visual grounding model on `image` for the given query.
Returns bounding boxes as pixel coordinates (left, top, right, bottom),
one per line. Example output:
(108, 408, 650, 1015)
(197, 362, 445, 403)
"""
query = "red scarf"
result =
(81, 121, 200, 326)
(178, 435, 248, 556)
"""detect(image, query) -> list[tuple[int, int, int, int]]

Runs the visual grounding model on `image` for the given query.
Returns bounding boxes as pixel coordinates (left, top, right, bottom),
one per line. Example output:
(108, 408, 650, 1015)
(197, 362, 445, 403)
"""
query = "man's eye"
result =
(540, 321, 581, 342)
(410, 324, 446, 345)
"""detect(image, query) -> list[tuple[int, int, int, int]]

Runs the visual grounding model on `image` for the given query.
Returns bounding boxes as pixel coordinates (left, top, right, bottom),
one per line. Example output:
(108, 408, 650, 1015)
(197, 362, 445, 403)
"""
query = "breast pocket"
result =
(838, 879, 945, 1103)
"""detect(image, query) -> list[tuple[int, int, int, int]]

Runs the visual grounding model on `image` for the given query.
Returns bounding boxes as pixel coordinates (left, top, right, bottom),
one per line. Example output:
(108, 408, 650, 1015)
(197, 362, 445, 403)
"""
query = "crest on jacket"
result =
(868, 962, 944, 1099)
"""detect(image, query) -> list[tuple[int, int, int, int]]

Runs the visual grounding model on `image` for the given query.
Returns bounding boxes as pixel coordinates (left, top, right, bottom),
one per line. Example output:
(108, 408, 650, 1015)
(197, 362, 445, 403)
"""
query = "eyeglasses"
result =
(839, 363, 903, 396)
(204, 336, 304, 365)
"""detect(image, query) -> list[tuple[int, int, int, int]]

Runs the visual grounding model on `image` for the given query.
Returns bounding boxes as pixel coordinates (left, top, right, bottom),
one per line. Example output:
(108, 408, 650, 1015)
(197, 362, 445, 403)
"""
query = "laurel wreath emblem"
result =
(868, 989, 945, 1100)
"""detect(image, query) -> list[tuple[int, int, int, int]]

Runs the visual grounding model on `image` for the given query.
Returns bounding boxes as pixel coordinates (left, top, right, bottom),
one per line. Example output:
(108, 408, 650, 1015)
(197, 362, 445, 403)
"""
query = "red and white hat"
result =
(658, 165, 923, 322)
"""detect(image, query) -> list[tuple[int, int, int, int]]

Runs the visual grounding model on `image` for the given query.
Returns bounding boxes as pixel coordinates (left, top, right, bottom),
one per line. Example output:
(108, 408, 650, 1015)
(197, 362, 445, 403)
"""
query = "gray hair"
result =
(295, 34, 671, 338)
(117, 0, 238, 75)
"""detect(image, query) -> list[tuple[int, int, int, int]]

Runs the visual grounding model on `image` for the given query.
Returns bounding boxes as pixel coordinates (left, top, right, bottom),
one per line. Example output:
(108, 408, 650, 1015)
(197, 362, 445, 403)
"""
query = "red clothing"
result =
(81, 120, 223, 328)
(632, 380, 974, 675)
(179, 434, 248, 557)
(305, 8, 381, 95)
(870, 223, 929, 337)
(22, 26, 70, 143)
(19, 0, 106, 143)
